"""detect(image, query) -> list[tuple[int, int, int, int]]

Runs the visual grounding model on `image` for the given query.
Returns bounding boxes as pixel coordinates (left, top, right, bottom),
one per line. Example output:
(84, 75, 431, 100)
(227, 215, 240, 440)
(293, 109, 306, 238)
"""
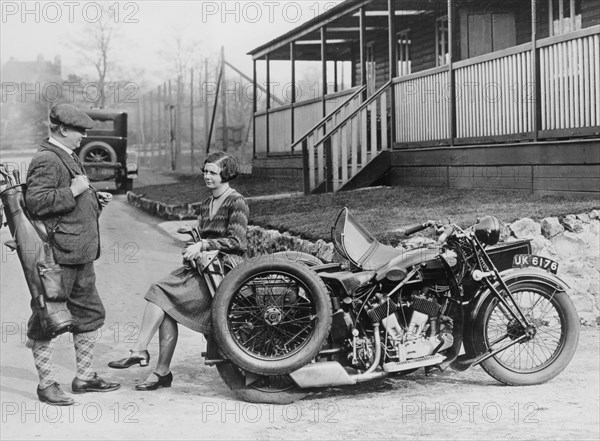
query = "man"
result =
(25, 103, 119, 406)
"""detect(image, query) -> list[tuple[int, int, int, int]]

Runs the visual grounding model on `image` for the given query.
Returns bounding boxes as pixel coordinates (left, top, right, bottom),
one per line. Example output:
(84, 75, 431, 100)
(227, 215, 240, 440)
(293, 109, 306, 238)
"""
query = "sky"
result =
(1, 1, 343, 88)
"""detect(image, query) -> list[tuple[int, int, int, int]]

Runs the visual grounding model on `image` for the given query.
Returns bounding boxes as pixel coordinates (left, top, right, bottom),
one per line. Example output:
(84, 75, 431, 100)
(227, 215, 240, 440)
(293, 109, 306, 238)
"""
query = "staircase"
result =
(291, 81, 393, 194)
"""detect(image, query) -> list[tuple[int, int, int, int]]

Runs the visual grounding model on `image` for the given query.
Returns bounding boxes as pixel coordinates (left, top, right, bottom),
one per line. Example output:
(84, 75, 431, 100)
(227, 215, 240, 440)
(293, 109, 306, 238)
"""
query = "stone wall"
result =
(128, 191, 599, 325)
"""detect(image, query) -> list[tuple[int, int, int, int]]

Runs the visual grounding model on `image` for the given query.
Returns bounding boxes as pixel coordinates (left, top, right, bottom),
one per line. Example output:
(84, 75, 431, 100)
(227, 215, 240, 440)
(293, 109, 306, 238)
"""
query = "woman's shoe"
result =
(108, 350, 150, 369)
(135, 372, 173, 391)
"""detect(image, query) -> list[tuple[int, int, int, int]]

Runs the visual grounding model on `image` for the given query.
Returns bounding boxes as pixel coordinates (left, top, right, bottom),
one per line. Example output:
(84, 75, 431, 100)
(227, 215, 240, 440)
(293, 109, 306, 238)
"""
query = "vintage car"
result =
(75, 110, 137, 192)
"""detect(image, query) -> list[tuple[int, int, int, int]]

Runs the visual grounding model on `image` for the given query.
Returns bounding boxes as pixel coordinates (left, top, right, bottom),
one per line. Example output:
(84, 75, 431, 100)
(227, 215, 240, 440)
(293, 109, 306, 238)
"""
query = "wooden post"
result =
(206, 61, 223, 154)
(359, 7, 367, 100)
(333, 61, 338, 93)
(176, 75, 182, 170)
(221, 46, 228, 151)
(156, 85, 161, 169)
(137, 99, 145, 164)
(204, 58, 210, 152)
(388, 0, 397, 146)
(190, 67, 195, 172)
(149, 89, 154, 166)
(290, 42, 296, 146)
(302, 139, 310, 195)
(448, 0, 456, 146)
(266, 53, 271, 154)
(162, 82, 168, 170)
(531, 0, 539, 142)
(324, 137, 333, 193)
(168, 79, 175, 171)
(321, 26, 327, 117)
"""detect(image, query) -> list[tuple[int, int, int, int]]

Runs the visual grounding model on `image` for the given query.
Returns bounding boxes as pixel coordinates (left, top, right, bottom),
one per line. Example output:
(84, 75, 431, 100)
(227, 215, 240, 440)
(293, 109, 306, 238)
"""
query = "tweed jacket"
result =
(25, 139, 101, 264)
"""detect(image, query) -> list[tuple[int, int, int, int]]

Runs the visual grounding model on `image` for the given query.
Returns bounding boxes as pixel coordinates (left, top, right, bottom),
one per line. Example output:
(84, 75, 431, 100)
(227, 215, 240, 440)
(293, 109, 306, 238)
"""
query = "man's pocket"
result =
(52, 223, 83, 252)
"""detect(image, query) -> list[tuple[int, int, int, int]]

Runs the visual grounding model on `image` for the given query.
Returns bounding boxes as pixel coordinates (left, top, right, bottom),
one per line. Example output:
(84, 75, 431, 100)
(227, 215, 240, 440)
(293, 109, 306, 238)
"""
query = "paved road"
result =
(0, 195, 274, 440)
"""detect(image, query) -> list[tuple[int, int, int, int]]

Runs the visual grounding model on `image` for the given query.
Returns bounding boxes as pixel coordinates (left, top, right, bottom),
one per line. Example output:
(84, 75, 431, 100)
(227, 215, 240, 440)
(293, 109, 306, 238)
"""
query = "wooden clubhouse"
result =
(248, 0, 599, 196)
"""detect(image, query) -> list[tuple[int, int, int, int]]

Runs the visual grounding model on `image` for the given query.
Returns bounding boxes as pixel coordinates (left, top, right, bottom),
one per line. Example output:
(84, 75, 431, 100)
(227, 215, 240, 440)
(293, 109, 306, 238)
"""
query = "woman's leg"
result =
(154, 315, 178, 376)
(132, 301, 165, 352)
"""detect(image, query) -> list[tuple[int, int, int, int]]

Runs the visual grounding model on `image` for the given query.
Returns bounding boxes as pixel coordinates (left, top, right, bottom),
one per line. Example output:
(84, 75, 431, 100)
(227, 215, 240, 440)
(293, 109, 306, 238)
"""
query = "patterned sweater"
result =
(197, 190, 249, 256)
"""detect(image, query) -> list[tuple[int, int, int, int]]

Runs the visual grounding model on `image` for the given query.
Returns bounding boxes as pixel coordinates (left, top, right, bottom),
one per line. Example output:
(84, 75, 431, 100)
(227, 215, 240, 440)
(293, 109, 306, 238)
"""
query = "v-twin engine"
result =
(367, 295, 454, 372)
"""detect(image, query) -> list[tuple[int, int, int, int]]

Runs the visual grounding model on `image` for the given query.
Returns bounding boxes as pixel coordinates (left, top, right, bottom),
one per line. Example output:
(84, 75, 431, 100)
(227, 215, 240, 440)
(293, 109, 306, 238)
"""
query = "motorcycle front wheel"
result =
(216, 363, 308, 404)
(473, 281, 579, 385)
(212, 256, 332, 375)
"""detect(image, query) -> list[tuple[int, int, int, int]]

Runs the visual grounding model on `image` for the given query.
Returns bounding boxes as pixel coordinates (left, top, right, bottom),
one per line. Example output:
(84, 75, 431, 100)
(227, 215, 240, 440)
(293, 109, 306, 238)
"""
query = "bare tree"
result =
(68, 5, 119, 108)
(157, 28, 204, 84)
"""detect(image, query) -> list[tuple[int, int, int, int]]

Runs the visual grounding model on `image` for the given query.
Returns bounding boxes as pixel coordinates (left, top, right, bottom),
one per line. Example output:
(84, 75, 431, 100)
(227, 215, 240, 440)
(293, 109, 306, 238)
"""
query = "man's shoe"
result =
(37, 383, 75, 406)
(108, 350, 150, 369)
(135, 372, 173, 391)
(72, 373, 121, 394)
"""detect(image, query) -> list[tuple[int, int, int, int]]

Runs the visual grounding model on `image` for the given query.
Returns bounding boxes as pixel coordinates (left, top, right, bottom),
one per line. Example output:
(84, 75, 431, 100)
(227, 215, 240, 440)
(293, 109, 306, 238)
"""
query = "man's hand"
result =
(97, 191, 113, 208)
(70, 175, 90, 197)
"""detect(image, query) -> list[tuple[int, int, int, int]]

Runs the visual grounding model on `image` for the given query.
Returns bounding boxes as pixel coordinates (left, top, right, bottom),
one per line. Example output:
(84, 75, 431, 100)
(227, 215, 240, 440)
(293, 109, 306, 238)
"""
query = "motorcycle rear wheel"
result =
(213, 257, 332, 375)
(216, 363, 308, 404)
(473, 281, 579, 385)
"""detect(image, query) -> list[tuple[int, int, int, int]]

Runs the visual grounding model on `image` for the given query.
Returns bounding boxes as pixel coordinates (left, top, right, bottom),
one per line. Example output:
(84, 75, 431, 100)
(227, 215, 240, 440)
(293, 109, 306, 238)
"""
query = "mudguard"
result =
(269, 250, 323, 266)
(461, 267, 570, 359)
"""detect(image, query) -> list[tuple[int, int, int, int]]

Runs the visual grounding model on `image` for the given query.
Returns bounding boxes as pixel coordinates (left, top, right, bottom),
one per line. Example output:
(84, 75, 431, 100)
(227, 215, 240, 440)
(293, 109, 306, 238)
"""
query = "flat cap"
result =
(49, 103, 95, 130)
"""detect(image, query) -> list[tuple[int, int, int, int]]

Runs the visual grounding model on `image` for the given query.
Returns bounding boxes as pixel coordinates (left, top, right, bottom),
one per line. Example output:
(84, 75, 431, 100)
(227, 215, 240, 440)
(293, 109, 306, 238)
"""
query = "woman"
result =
(108, 152, 249, 391)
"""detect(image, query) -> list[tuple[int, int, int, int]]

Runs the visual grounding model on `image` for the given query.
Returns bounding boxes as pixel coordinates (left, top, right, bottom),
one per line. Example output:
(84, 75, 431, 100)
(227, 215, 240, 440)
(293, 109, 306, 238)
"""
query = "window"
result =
(550, 0, 582, 36)
(397, 30, 411, 76)
(436, 16, 450, 66)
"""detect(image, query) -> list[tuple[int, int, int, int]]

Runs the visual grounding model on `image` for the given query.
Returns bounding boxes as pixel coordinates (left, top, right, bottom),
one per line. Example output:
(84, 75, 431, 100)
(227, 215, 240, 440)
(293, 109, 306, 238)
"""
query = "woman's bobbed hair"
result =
(203, 151, 238, 182)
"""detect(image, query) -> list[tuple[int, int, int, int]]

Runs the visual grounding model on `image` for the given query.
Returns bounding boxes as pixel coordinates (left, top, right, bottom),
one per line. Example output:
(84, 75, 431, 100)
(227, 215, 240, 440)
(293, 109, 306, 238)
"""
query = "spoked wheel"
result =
(216, 363, 308, 404)
(79, 142, 117, 164)
(212, 257, 332, 375)
(473, 281, 579, 385)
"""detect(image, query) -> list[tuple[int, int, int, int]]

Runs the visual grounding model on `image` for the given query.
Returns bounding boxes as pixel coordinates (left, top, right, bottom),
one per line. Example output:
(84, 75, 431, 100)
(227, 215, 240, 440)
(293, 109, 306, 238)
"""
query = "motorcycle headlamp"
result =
(474, 216, 501, 246)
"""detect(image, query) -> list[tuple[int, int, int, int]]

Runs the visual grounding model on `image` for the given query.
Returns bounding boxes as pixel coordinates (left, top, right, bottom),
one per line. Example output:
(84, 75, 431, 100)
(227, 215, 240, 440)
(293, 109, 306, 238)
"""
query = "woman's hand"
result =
(183, 241, 204, 261)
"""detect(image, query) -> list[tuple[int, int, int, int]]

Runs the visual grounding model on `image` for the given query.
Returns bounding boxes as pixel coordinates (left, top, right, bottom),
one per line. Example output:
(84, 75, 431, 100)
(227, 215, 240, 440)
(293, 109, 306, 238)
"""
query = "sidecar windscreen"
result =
(331, 208, 376, 267)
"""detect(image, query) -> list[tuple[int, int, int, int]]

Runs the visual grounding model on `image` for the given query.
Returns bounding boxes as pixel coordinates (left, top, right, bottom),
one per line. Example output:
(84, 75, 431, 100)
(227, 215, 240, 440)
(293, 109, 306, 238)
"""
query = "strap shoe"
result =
(37, 383, 75, 406)
(135, 371, 173, 391)
(108, 349, 150, 369)
(72, 373, 121, 394)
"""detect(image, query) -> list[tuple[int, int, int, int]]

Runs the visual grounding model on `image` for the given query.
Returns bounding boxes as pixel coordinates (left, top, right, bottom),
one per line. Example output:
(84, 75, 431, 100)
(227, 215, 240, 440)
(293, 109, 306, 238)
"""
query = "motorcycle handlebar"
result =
(396, 222, 430, 237)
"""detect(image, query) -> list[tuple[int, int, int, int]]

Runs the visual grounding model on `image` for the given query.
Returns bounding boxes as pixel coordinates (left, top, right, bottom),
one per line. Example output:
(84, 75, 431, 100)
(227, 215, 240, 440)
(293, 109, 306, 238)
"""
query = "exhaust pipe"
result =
(290, 325, 387, 388)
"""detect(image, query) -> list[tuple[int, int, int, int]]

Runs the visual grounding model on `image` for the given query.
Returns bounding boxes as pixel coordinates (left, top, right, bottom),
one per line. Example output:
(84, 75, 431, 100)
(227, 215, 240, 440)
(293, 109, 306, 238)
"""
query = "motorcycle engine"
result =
(368, 295, 454, 362)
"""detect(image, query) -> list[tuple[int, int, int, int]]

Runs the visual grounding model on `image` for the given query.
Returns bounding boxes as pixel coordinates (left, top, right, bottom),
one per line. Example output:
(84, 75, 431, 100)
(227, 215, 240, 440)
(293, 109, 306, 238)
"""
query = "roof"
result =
(248, 0, 371, 59)
(247, 0, 439, 60)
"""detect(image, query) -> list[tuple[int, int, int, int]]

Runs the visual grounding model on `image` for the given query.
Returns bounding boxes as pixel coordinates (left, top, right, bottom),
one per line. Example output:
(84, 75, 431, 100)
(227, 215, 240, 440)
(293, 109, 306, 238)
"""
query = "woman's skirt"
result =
(145, 265, 212, 334)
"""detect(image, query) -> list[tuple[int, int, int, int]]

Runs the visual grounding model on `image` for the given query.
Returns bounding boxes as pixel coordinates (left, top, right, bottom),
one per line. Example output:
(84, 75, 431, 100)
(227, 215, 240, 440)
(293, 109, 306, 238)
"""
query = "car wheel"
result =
(79, 142, 117, 164)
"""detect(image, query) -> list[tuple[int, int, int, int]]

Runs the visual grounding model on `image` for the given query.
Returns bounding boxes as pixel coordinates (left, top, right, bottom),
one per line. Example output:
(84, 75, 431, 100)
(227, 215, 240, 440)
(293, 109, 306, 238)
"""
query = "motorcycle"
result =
(181, 207, 579, 404)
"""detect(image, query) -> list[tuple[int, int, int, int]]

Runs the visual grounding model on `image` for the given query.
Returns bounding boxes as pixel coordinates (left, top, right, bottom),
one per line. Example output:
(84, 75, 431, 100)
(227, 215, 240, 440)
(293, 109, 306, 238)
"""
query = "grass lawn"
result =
(135, 172, 599, 244)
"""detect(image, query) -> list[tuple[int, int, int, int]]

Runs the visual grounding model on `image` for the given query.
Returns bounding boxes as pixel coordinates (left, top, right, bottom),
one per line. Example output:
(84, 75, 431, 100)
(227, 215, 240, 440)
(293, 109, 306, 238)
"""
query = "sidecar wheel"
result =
(216, 363, 308, 404)
(213, 256, 332, 376)
(473, 281, 579, 385)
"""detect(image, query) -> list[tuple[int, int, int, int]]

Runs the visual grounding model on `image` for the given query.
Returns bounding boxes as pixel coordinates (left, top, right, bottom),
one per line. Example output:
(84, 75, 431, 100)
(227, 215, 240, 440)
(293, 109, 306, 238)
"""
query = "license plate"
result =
(512, 254, 558, 274)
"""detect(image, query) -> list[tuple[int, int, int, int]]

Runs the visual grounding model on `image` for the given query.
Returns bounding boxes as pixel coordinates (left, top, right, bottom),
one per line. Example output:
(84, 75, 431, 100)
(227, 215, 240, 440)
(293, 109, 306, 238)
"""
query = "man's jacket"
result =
(25, 139, 101, 264)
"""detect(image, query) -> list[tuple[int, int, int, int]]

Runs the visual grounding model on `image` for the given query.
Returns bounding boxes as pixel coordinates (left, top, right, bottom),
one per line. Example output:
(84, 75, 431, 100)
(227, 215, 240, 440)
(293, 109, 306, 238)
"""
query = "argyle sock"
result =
(73, 332, 96, 381)
(31, 339, 56, 389)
